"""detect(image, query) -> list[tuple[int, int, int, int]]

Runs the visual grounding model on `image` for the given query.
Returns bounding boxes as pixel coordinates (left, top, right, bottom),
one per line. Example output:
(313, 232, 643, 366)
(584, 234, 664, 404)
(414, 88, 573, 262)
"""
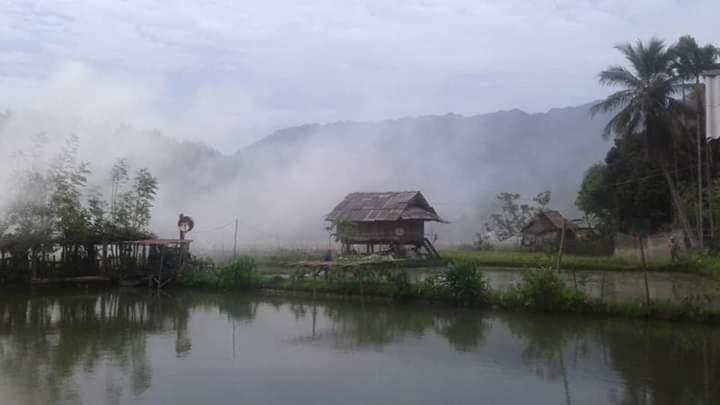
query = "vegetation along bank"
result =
(176, 257, 720, 324)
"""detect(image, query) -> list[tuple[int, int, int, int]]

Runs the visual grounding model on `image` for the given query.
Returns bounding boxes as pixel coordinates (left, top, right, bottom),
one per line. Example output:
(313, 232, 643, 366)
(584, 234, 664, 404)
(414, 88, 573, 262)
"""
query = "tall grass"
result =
(177, 257, 260, 289)
(500, 268, 589, 312)
(441, 249, 673, 272)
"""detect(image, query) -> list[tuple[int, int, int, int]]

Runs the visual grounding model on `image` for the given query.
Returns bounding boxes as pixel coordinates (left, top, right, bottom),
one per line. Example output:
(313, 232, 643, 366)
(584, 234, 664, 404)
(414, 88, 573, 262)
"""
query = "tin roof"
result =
(325, 191, 445, 223)
(522, 210, 577, 234)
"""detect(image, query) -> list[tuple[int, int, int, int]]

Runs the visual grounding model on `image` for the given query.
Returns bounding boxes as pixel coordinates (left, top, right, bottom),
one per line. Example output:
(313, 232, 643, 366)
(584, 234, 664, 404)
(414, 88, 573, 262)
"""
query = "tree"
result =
(487, 191, 552, 241)
(670, 36, 719, 243)
(130, 168, 158, 232)
(86, 187, 108, 237)
(110, 158, 129, 222)
(49, 136, 91, 242)
(591, 38, 698, 246)
(670, 36, 718, 88)
(575, 163, 612, 228)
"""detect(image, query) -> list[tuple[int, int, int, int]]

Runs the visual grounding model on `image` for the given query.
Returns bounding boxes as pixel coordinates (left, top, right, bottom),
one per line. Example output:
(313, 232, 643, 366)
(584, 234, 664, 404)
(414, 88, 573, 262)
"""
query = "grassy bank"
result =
(177, 256, 720, 323)
(440, 249, 694, 272)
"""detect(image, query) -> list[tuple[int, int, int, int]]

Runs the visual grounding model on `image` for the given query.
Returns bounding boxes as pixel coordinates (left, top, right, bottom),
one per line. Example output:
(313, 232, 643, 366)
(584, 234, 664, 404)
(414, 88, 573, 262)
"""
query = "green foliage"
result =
(1, 137, 160, 254)
(130, 168, 158, 232)
(177, 257, 260, 289)
(50, 137, 91, 242)
(110, 158, 129, 221)
(379, 270, 417, 301)
(443, 261, 489, 306)
(589, 36, 717, 246)
(420, 261, 489, 306)
(670, 35, 719, 83)
(575, 163, 612, 229)
(502, 268, 585, 312)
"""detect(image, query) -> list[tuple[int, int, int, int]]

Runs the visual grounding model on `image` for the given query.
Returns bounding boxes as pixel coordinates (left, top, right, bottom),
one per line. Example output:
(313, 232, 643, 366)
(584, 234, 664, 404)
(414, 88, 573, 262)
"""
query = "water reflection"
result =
(0, 291, 717, 405)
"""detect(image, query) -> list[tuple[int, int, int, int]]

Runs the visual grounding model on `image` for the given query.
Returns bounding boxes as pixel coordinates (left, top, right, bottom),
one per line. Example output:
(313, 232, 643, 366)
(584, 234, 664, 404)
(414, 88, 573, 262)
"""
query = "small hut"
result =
(522, 210, 577, 245)
(325, 191, 446, 257)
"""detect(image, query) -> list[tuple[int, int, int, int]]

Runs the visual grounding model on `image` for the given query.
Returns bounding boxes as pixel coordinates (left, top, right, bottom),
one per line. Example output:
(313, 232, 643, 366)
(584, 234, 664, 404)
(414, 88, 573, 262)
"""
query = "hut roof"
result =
(522, 210, 578, 234)
(326, 191, 445, 223)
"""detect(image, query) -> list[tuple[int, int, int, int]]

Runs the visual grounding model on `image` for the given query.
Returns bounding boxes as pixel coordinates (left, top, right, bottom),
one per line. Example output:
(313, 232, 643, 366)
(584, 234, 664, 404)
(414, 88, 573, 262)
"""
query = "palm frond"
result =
(616, 38, 670, 80)
(601, 104, 635, 140)
(597, 66, 640, 88)
(615, 42, 643, 78)
(590, 89, 635, 116)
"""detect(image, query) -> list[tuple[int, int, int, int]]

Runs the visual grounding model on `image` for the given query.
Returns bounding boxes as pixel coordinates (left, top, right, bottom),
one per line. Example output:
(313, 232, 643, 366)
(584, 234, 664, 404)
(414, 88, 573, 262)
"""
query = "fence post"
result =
(638, 234, 651, 305)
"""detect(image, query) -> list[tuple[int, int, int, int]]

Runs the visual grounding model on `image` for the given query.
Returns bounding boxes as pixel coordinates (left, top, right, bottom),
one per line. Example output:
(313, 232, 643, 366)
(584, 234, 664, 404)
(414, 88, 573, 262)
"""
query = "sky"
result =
(1, 0, 719, 150)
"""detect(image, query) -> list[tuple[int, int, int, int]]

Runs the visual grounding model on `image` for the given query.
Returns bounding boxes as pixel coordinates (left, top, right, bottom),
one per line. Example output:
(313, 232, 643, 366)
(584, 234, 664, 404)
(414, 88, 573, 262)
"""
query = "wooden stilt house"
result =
(325, 191, 446, 257)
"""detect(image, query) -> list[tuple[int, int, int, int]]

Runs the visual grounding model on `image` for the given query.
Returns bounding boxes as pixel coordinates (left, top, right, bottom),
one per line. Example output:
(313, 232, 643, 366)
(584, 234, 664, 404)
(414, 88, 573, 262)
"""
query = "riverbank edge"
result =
(168, 269, 720, 324)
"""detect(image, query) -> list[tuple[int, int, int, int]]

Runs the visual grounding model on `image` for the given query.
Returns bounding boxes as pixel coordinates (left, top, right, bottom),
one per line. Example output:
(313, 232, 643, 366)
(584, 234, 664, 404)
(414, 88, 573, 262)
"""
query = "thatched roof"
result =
(522, 210, 577, 234)
(326, 191, 445, 223)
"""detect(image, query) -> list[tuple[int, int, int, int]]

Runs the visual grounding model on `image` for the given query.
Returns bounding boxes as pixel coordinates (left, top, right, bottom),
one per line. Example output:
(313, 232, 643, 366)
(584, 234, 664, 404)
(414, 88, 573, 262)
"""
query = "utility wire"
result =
(192, 221, 235, 234)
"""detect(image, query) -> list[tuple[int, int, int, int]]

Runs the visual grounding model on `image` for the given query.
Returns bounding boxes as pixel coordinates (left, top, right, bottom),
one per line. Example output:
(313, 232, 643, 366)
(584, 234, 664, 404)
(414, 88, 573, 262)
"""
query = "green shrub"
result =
(503, 267, 588, 312)
(381, 270, 418, 301)
(177, 257, 259, 289)
(420, 261, 489, 306)
(444, 260, 489, 306)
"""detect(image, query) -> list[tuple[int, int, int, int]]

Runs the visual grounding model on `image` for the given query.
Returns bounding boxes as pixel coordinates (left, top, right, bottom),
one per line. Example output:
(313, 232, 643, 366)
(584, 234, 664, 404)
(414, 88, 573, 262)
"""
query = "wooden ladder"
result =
(423, 238, 441, 258)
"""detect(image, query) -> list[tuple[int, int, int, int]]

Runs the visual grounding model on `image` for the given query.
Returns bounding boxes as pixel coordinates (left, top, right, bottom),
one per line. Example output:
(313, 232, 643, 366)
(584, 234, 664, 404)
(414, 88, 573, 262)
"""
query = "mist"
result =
(0, 63, 612, 255)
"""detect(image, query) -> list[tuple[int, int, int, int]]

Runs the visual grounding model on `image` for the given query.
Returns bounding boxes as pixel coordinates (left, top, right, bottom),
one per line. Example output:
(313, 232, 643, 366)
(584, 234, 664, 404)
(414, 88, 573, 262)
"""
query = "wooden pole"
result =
(698, 81, 705, 249)
(158, 245, 165, 292)
(556, 222, 575, 292)
(707, 141, 715, 242)
(233, 218, 238, 261)
(638, 234, 650, 305)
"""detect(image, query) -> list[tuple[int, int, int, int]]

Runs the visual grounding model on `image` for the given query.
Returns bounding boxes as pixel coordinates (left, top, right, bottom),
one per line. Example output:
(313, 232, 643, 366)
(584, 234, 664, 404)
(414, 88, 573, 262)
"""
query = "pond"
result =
(0, 290, 718, 405)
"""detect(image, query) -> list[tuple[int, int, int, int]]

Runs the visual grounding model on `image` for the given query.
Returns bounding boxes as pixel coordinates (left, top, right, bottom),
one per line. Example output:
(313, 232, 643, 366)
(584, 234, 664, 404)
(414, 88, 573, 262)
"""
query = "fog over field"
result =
(1, 0, 718, 251)
(0, 98, 612, 251)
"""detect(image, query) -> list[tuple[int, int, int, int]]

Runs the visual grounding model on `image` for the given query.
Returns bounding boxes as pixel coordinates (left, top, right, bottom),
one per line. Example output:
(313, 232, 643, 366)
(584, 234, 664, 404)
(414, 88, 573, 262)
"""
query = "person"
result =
(670, 236, 680, 263)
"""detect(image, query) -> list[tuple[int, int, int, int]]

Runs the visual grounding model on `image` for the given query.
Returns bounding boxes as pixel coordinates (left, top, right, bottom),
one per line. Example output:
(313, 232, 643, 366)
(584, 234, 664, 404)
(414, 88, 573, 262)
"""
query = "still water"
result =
(0, 290, 718, 405)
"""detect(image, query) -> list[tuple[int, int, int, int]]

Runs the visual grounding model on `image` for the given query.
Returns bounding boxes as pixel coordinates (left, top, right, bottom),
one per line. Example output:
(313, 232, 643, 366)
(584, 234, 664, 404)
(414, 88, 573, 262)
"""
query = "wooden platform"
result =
(31, 276, 114, 286)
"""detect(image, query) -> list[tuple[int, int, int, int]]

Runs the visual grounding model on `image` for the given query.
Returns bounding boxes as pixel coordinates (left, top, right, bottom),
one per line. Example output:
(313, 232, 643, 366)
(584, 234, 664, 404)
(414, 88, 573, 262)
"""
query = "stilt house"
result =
(325, 191, 445, 257)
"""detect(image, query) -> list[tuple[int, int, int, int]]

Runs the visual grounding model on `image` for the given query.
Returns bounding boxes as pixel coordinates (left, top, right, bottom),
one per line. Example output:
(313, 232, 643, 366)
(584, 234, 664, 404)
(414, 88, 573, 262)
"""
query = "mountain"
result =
(214, 102, 612, 244)
(0, 103, 612, 247)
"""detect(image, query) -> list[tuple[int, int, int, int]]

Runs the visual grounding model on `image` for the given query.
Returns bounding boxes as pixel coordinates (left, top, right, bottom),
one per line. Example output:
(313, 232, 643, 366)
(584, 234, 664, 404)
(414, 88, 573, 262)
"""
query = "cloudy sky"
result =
(1, 0, 719, 150)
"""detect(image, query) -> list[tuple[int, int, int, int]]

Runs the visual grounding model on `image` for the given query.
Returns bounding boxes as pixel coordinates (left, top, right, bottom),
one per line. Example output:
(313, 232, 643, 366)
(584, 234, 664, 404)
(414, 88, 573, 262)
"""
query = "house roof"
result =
(522, 210, 578, 234)
(325, 191, 445, 223)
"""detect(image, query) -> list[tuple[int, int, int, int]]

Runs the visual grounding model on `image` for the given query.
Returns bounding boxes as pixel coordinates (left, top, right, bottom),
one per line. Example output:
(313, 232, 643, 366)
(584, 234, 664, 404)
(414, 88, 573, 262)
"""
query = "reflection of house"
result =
(325, 191, 446, 257)
(522, 210, 577, 245)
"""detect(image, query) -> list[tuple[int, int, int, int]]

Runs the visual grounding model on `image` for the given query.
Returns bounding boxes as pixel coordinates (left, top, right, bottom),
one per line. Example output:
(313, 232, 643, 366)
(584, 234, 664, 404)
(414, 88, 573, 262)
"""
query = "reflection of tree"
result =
(171, 291, 260, 325)
(284, 301, 435, 350)
(0, 292, 188, 404)
(507, 315, 720, 405)
(433, 311, 491, 352)
(323, 303, 438, 350)
(285, 300, 492, 353)
(602, 323, 720, 405)
(507, 316, 595, 405)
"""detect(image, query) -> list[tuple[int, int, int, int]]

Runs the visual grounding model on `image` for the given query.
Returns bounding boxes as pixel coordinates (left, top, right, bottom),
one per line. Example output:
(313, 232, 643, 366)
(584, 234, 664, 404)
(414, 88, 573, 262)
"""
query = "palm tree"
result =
(671, 36, 718, 87)
(591, 38, 698, 247)
(670, 36, 719, 242)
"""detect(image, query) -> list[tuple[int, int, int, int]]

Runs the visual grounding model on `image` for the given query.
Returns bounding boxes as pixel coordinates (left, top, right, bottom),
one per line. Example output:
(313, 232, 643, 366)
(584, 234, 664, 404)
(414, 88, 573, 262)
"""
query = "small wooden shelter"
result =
(522, 210, 577, 244)
(125, 239, 191, 289)
(325, 191, 446, 257)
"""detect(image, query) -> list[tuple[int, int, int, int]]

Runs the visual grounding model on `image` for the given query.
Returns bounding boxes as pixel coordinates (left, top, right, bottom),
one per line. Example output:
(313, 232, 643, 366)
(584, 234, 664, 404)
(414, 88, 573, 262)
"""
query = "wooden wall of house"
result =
(339, 220, 425, 243)
(524, 217, 556, 235)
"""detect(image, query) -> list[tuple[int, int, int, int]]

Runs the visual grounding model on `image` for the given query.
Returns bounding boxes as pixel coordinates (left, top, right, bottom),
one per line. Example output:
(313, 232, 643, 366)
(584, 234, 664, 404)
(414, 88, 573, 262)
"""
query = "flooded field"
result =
(0, 290, 718, 404)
